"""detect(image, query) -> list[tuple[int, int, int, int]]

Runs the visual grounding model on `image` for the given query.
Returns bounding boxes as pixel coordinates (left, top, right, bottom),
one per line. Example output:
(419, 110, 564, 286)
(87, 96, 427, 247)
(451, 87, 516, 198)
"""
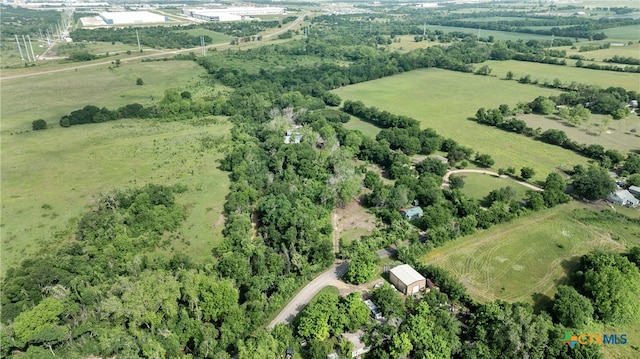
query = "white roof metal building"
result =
(389, 264, 426, 295)
(183, 7, 285, 22)
(99, 11, 168, 25)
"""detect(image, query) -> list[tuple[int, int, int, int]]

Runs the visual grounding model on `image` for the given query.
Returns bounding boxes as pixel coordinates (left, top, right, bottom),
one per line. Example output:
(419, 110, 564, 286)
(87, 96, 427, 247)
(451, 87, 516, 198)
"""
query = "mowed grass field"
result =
(423, 202, 640, 359)
(482, 60, 640, 90)
(518, 113, 640, 153)
(423, 202, 639, 305)
(333, 68, 590, 182)
(1, 61, 231, 275)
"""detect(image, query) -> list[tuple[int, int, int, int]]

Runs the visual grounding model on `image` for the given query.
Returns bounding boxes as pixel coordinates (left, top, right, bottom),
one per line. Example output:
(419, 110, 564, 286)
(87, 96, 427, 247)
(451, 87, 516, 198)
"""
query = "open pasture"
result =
(333, 68, 590, 182)
(602, 24, 640, 42)
(1, 60, 208, 133)
(518, 113, 640, 153)
(0, 118, 231, 275)
(176, 29, 232, 43)
(483, 59, 640, 90)
(422, 203, 637, 306)
(562, 41, 640, 62)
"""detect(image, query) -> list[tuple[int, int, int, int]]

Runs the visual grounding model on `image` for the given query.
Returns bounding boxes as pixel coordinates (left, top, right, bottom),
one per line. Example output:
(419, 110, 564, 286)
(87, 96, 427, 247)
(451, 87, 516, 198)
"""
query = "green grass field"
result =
(1, 60, 231, 275)
(1, 60, 209, 133)
(482, 60, 640, 90)
(176, 29, 232, 43)
(423, 202, 639, 306)
(333, 68, 590, 182)
(562, 42, 640, 62)
(602, 24, 640, 42)
(518, 114, 640, 153)
(457, 172, 531, 203)
(0, 118, 231, 275)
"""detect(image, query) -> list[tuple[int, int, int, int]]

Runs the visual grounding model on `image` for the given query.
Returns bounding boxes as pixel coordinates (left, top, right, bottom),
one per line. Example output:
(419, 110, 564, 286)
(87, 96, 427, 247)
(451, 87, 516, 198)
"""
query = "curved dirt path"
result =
(442, 169, 543, 192)
(267, 262, 348, 329)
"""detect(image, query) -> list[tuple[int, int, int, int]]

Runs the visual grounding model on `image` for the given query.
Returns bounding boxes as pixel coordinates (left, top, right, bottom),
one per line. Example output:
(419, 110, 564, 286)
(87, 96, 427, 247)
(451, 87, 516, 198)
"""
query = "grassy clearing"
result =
(0, 118, 232, 275)
(343, 115, 382, 138)
(562, 42, 640, 62)
(422, 202, 638, 307)
(176, 29, 232, 43)
(333, 68, 590, 182)
(1, 60, 209, 133)
(602, 24, 640, 42)
(482, 59, 640, 90)
(457, 172, 531, 203)
(518, 113, 640, 153)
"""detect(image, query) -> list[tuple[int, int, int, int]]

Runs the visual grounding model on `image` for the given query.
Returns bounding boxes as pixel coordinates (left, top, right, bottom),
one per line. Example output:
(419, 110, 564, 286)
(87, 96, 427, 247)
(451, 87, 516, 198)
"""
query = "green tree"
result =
(32, 119, 47, 131)
(136, 78, 144, 85)
(343, 241, 378, 285)
(449, 175, 465, 190)
(520, 167, 535, 180)
(575, 251, 640, 324)
(572, 165, 615, 200)
(552, 285, 594, 328)
(340, 292, 370, 332)
(390, 332, 413, 359)
(12, 297, 67, 354)
(627, 174, 640, 186)
(525, 190, 545, 211)
(505, 71, 514, 80)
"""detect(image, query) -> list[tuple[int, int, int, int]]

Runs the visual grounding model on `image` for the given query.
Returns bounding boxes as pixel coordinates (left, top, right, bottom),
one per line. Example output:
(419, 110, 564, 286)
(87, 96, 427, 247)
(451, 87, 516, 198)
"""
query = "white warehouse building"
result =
(99, 11, 168, 25)
(183, 7, 285, 22)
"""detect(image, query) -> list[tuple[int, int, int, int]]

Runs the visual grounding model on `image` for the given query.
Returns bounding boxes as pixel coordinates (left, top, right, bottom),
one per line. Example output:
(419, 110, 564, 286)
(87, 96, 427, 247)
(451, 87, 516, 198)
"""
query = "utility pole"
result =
(15, 35, 24, 60)
(423, 22, 426, 37)
(27, 35, 36, 61)
(201, 36, 206, 56)
(22, 35, 31, 62)
(136, 29, 141, 52)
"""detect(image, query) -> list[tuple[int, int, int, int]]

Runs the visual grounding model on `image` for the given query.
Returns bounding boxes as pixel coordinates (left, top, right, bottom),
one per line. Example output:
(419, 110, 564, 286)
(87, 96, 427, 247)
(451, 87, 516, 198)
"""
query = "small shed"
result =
(607, 190, 639, 208)
(389, 264, 426, 295)
(400, 206, 423, 221)
(425, 279, 439, 293)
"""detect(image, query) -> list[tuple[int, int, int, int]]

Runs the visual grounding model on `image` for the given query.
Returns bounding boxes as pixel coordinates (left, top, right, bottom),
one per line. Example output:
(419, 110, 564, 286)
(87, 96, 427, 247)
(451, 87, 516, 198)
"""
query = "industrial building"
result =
(182, 7, 286, 22)
(99, 11, 168, 25)
(389, 264, 426, 295)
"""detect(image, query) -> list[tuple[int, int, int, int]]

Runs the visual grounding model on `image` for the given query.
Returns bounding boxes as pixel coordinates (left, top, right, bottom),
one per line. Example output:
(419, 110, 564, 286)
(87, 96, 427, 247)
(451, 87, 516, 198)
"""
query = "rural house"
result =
(607, 190, 639, 208)
(389, 264, 426, 295)
(400, 206, 423, 220)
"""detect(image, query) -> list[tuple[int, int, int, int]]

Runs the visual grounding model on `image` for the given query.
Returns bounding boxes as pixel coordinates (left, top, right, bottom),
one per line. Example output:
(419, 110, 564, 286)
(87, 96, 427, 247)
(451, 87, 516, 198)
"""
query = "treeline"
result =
(0, 5, 61, 36)
(69, 27, 214, 49)
(57, 89, 214, 127)
(68, 21, 281, 49)
(576, 59, 640, 73)
(605, 55, 640, 66)
(342, 100, 420, 130)
(473, 93, 640, 173)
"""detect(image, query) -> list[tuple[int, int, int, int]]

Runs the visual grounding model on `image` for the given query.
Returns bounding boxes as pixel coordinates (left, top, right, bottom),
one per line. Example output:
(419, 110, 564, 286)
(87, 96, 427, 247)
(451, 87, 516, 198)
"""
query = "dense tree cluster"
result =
(0, 5, 61, 36)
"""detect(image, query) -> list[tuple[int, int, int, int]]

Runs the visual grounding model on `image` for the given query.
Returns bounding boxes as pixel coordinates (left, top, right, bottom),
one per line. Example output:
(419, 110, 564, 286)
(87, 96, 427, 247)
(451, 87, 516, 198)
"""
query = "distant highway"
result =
(0, 12, 308, 81)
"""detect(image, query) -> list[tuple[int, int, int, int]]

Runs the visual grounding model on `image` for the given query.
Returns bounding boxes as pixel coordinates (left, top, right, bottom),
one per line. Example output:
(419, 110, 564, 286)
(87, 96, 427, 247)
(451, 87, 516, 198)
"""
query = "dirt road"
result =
(1, 13, 309, 81)
(442, 169, 543, 192)
(267, 261, 349, 329)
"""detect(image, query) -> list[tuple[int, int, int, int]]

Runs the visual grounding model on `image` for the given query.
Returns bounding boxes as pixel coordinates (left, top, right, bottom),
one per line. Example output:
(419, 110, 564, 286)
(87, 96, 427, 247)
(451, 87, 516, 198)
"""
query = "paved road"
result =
(267, 261, 349, 329)
(0, 13, 309, 81)
(443, 169, 543, 192)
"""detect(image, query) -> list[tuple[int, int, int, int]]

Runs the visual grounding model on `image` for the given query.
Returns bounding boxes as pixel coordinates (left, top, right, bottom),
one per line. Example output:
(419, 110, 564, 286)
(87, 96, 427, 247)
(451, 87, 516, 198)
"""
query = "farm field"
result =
(482, 59, 640, 90)
(518, 113, 640, 153)
(422, 202, 640, 306)
(562, 41, 640, 62)
(0, 118, 231, 275)
(1, 60, 209, 133)
(0, 60, 230, 275)
(602, 24, 640, 42)
(457, 172, 531, 203)
(333, 68, 590, 182)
